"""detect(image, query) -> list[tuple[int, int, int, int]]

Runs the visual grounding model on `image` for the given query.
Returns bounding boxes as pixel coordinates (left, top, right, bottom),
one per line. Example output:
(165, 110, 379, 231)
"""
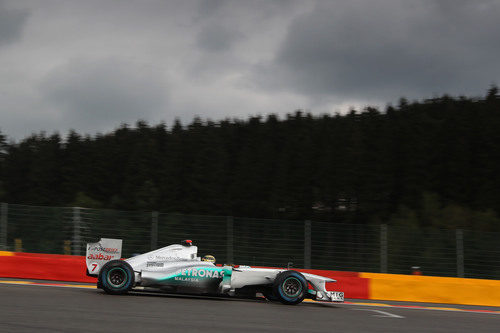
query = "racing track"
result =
(0, 280, 499, 332)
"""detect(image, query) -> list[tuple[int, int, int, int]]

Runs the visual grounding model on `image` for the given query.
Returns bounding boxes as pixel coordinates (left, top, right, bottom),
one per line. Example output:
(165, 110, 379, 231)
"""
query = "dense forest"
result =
(1, 87, 499, 231)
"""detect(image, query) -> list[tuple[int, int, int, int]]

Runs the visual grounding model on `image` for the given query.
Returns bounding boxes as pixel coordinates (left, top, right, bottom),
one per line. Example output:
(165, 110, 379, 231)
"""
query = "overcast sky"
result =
(1, 0, 499, 141)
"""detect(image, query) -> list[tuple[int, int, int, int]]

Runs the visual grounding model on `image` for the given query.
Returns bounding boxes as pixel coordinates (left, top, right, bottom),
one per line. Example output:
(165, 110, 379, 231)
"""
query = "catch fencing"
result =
(1, 203, 499, 280)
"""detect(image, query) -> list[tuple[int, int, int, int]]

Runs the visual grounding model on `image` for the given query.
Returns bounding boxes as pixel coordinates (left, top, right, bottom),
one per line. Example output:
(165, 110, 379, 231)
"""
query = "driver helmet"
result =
(201, 255, 216, 263)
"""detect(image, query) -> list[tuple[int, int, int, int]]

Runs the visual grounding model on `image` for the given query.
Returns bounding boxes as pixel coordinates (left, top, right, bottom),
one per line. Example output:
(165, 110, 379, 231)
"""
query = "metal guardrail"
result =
(1, 202, 500, 279)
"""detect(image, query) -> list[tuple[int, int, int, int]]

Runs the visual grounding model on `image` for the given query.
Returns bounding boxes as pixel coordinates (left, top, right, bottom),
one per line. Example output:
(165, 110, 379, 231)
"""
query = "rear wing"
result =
(86, 238, 122, 276)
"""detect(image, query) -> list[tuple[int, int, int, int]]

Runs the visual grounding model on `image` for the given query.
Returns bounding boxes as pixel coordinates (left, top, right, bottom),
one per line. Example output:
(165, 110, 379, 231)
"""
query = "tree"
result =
(1, 87, 500, 228)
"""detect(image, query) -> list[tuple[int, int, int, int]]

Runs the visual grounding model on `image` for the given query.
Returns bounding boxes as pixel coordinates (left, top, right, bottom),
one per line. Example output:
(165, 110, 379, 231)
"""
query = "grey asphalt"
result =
(0, 283, 499, 333)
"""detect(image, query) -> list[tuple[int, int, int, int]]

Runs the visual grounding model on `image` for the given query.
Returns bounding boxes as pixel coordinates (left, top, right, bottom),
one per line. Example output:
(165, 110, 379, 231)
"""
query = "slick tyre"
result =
(99, 260, 135, 295)
(273, 270, 307, 305)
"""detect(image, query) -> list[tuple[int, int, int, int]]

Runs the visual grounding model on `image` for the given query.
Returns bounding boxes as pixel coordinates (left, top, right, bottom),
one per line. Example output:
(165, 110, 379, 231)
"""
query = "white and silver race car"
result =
(85, 238, 344, 305)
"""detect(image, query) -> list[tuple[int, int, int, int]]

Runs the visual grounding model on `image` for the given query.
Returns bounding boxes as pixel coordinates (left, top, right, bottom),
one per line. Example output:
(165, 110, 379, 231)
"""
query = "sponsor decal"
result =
(86, 245, 120, 253)
(153, 255, 181, 261)
(87, 253, 115, 260)
(147, 262, 164, 268)
(173, 268, 224, 280)
(174, 277, 201, 282)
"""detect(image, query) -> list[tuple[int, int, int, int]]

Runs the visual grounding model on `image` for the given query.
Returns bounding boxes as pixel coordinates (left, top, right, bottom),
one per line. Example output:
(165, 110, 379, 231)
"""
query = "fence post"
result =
(380, 224, 388, 273)
(151, 211, 159, 250)
(456, 229, 464, 278)
(304, 220, 311, 269)
(226, 216, 234, 264)
(0, 203, 7, 250)
(72, 207, 81, 255)
(63, 240, 71, 255)
(14, 238, 22, 252)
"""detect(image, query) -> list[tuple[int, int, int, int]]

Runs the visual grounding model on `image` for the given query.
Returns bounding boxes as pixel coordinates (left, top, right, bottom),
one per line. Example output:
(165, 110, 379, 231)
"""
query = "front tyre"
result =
(98, 260, 135, 295)
(273, 270, 307, 305)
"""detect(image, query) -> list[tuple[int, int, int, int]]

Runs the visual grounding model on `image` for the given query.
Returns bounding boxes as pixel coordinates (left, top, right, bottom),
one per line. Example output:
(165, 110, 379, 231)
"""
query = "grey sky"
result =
(0, 0, 499, 140)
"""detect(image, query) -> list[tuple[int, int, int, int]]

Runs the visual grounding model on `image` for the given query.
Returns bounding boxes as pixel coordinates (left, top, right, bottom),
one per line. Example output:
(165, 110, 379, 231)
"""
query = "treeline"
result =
(1, 87, 499, 230)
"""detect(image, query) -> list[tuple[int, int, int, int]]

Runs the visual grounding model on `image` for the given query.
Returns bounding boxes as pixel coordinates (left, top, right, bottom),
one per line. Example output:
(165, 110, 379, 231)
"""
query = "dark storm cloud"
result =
(0, 0, 29, 47)
(259, 0, 500, 101)
(196, 0, 227, 17)
(194, 0, 300, 54)
(197, 24, 243, 52)
(41, 58, 168, 130)
(2, 0, 499, 141)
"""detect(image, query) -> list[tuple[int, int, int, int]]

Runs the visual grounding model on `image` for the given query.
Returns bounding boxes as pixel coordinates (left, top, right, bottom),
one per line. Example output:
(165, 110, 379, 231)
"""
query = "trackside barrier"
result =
(0, 252, 95, 283)
(2, 252, 500, 306)
(360, 272, 500, 307)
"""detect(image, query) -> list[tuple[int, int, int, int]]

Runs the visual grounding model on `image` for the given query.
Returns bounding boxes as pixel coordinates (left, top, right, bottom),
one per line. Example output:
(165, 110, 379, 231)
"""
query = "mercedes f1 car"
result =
(85, 238, 344, 305)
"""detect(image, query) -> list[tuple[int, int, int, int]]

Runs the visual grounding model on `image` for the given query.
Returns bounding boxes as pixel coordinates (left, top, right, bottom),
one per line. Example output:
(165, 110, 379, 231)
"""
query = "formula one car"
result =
(85, 238, 344, 305)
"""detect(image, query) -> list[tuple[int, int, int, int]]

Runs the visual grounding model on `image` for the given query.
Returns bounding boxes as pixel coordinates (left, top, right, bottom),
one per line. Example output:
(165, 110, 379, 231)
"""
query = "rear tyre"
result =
(273, 271, 307, 305)
(98, 260, 135, 295)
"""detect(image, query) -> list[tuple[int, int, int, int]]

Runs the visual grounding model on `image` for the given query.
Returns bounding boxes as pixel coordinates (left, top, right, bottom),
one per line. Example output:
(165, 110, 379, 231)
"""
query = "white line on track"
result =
(352, 308, 404, 318)
(305, 300, 500, 315)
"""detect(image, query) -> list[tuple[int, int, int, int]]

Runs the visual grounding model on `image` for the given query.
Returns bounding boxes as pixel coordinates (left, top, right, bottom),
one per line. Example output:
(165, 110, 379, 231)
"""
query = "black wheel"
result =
(272, 271, 307, 305)
(98, 260, 135, 295)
